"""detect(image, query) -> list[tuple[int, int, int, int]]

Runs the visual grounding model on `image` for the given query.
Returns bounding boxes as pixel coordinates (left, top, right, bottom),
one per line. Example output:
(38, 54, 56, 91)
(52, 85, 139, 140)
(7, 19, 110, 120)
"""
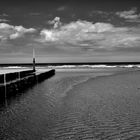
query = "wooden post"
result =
(18, 72, 20, 80)
(33, 48, 36, 72)
(4, 74, 7, 107)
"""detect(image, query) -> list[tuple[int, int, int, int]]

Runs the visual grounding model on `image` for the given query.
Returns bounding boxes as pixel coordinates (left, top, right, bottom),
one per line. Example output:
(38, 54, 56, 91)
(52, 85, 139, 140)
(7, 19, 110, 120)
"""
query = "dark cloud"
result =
(116, 7, 140, 23)
(57, 6, 67, 11)
(0, 0, 139, 27)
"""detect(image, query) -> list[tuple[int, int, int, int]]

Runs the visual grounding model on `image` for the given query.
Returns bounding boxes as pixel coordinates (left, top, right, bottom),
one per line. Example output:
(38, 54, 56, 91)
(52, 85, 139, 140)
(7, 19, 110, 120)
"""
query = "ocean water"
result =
(0, 67, 140, 140)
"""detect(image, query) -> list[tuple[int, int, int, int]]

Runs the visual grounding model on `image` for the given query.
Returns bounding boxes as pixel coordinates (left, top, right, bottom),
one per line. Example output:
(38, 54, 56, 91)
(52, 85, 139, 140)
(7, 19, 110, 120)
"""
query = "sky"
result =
(0, 0, 140, 63)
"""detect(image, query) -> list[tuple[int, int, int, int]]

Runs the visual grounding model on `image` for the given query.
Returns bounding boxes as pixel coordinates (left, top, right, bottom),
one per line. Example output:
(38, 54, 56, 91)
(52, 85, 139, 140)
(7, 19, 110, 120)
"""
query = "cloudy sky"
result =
(0, 0, 140, 63)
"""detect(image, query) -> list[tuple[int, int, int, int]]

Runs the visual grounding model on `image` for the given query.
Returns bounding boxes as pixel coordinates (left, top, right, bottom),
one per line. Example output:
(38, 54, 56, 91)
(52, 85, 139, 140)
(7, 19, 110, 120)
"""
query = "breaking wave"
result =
(47, 64, 140, 69)
(1, 64, 140, 70)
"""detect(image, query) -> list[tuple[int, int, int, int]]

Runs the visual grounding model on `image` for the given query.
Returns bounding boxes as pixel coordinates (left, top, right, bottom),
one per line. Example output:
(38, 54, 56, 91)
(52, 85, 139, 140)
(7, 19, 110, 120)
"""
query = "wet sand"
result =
(0, 69, 140, 140)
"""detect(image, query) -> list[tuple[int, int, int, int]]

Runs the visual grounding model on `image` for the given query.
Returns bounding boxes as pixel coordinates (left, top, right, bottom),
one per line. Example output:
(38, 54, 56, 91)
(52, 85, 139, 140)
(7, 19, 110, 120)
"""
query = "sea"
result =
(0, 62, 140, 140)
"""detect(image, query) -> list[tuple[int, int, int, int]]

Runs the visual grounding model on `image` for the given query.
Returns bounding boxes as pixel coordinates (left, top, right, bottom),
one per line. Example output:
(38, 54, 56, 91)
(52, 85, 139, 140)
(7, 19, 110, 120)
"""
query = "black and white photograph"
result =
(0, 0, 140, 139)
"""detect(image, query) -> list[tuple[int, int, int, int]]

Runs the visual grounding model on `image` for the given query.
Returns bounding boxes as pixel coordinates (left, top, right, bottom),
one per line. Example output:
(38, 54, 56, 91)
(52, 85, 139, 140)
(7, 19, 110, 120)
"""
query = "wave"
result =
(2, 66, 28, 69)
(119, 64, 140, 68)
(47, 64, 140, 69)
(2, 64, 140, 70)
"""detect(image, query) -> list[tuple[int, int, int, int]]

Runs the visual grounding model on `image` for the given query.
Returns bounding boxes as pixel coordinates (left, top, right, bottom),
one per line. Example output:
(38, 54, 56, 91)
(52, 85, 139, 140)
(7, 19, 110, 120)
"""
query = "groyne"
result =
(0, 69, 55, 104)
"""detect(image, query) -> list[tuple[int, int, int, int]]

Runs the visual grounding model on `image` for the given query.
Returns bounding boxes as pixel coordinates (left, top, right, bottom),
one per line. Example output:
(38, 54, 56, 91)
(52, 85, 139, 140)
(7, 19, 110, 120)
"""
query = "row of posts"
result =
(3, 71, 22, 107)
(3, 48, 36, 107)
(3, 70, 37, 107)
(4, 49, 35, 107)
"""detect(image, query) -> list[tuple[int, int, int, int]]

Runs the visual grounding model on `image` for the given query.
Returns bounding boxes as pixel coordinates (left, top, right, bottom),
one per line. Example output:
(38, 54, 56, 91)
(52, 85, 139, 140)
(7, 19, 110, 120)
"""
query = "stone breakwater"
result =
(0, 69, 55, 104)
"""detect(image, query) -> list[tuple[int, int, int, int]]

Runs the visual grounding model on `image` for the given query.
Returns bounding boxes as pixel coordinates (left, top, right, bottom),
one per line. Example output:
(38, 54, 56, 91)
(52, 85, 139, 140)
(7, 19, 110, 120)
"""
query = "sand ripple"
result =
(45, 71, 140, 140)
(1, 71, 140, 140)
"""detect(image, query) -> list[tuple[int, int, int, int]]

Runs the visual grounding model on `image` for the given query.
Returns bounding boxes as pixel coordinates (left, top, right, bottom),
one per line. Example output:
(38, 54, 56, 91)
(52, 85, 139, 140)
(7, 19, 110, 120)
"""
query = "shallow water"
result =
(0, 68, 140, 140)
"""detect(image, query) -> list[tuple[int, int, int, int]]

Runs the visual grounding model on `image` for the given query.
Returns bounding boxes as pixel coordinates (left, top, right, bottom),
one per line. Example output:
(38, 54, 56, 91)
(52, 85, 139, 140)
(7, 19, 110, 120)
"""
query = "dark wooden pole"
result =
(4, 74, 7, 107)
(33, 49, 36, 72)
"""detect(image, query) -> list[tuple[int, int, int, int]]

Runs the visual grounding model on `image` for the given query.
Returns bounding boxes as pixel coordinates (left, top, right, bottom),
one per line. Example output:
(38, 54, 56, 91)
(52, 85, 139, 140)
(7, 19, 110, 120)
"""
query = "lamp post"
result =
(33, 48, 36, 72)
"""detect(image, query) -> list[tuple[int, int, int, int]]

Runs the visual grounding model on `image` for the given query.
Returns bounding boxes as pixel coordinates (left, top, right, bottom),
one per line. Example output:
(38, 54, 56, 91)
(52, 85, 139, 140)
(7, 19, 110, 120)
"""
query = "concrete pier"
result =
(0, 69, 55, 104)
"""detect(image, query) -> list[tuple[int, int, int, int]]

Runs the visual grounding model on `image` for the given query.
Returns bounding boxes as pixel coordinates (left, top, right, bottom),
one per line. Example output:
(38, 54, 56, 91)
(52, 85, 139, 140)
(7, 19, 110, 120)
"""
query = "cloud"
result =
(116, 7, 140, 22)
(41, 21, 116, 44)
(38, 20, 140, 52)
(89, 10, 110, 17)
(29, 13, 41, 16)
(48, 17, 62, 29)
(57, 6, 66, 11)
(40, 30, 57, 42)
(0, 19, 9, 22)
(0, 13, 8, 17)
(0, 23, 36, 40)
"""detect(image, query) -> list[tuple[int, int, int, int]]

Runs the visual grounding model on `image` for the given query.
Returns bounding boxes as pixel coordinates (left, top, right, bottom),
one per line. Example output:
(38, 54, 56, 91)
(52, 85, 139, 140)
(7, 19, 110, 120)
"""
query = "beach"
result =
(0, 68, 140, 139)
